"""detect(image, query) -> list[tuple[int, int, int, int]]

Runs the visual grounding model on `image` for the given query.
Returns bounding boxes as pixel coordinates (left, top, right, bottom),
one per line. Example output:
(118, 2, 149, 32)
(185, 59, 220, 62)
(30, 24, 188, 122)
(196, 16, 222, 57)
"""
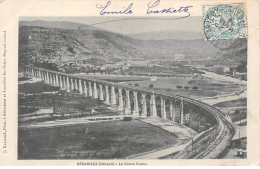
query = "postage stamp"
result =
(203, 3, 247, 40)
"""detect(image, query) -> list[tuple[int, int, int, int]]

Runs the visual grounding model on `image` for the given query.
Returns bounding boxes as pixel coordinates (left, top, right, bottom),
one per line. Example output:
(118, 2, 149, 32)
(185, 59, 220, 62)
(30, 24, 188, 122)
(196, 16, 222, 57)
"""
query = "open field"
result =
(73, 74, 241, 99)
(19, 81, 60, 94)
(19, 82, 110, 119)
(19, 92, 108, 115)
(18, 120, 181, 159)
(214, 99, 247, 123)
(228, 111, 247, 123)
(214, 98, 247, 108)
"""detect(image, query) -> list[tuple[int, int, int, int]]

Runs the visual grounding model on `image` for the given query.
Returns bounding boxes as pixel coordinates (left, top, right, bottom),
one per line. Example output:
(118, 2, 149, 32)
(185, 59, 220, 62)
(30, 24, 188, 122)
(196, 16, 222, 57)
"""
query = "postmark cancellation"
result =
(203, 3, 247, 41)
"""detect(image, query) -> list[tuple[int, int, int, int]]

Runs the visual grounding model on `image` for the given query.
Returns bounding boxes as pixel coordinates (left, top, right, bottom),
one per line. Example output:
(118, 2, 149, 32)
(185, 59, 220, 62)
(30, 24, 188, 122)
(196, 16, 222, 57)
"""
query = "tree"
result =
(67, 46, 76, 54)
(149, 84, 154, 89)
(192, 86, 198, 90)
(234, 110, 240, 115)
(236, 60, 247, 73)
(176, 85, 182, 89)
(184, 86, 189, 90)
(135, 83, 139, 87)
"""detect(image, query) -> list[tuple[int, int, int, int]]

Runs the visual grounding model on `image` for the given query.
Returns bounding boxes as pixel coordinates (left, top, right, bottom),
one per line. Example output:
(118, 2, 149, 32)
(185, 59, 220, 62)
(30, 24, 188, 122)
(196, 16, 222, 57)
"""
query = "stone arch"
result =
(129, 90, 134, 113)
(74, 78, 79, 91)
(121, 88, 127, 109)
(78, 79, 84, 94)
(173, 99, 182, 124)
(90, 81, 94, 89)
(145, 93, 152, 117)
(102, 84, 109, 104)
(70, 77, 75, 91)
(137, 92, 143, 116)
(155, 95, 162, 118)
(108, 85, 112, 104)
(60, 76, 64, 89)
(114, 87, 120, 106)
(165, 98, 172, 120)
(81, 80, 88, 96)
(95, 82, 99, 95)
(96, 83, 103, 100)
(86, 81, 93, 97)
(100, 84, 106, 101)
(183, 101, 193, 126)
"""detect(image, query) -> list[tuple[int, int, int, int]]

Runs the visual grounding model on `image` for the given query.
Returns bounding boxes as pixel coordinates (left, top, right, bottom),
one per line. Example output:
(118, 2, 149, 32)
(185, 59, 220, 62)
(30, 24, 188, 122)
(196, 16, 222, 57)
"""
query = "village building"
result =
(127, 59, 149, 67)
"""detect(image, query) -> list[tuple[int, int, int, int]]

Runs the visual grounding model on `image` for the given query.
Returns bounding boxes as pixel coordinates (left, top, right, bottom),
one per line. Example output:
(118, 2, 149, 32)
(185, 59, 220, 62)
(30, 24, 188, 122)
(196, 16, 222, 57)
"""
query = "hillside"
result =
(19, 20, 247, 68)
(19, 26, 145, 67)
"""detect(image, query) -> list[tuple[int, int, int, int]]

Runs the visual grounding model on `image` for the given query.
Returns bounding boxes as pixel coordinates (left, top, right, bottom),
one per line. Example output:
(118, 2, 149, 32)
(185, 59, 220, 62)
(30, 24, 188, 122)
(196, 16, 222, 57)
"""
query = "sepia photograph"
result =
(17, 13, 248, 160)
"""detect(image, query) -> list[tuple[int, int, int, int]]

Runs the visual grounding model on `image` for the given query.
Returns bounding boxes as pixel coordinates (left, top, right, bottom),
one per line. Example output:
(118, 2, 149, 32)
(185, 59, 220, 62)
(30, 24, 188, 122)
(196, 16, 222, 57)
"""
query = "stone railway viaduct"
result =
(24, 66, 235, 158)
(25, 67, 188, 123)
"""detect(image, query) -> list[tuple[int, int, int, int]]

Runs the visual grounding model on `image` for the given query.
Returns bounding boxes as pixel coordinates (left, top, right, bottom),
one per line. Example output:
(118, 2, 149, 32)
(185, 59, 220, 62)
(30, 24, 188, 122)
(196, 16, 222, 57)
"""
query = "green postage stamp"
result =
(203, 3, 247, 40)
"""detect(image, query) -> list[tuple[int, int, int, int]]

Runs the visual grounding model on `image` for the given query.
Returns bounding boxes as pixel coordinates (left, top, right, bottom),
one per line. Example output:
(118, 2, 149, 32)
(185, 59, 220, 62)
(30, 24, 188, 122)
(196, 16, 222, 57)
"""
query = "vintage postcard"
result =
(0, 0, 259, 166)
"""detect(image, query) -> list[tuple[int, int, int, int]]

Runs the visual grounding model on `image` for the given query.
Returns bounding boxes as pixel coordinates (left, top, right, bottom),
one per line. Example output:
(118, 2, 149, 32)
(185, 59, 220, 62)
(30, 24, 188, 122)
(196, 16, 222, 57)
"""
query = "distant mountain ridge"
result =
(20, 20, 96, 30)
(20, 20, 204, 40)
(129, 30, 204, 40)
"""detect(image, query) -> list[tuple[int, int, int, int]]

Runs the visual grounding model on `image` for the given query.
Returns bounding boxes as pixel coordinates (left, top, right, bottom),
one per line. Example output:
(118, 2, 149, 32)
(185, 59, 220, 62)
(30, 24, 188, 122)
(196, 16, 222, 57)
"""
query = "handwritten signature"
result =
(96, 1, 133, 15)
(147, 0, 193, 15)
(96, 0, 193, 16)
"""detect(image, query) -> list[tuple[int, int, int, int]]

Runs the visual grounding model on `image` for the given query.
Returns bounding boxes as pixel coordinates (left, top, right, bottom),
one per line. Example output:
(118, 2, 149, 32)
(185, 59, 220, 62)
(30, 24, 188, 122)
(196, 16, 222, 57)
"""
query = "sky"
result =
(20, 16, 203, 35)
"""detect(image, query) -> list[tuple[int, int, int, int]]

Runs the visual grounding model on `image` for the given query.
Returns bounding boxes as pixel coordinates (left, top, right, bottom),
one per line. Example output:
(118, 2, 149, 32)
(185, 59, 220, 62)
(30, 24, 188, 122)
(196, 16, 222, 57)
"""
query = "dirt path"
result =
(200, 70, 246, 85)
(19, 115, 129, 128)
